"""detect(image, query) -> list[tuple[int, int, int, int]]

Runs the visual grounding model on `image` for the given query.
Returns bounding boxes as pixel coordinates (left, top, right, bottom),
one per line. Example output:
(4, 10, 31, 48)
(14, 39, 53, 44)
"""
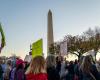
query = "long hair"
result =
(46, 54, 56, 68)
(80, 55, 92, 74)
(26, 56, 46, 74)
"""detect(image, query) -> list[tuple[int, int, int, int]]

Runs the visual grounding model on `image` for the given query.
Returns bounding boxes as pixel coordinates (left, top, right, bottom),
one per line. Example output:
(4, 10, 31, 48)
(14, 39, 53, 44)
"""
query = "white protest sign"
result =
(60, 41, 67, 56)
(24, 55, 32, 63)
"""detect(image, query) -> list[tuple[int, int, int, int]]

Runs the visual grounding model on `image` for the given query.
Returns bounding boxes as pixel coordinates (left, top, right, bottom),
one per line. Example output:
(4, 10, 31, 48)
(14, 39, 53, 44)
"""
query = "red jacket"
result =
(26, 73, 48, 80)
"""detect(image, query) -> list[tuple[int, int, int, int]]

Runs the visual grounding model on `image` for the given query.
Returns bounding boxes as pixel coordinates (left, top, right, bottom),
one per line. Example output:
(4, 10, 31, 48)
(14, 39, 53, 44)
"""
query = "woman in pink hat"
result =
(14, 59, 26, 80)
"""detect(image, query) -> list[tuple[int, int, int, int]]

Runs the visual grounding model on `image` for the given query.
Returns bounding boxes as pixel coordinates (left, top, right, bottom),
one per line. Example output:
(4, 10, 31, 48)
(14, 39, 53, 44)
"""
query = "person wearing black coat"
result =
(47, 66, 60, 80)
(46, 55, 60, 80)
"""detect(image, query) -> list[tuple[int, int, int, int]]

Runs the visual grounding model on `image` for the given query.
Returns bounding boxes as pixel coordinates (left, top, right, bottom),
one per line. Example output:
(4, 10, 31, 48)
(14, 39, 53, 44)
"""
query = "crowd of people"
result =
(0, 54, 100, 80)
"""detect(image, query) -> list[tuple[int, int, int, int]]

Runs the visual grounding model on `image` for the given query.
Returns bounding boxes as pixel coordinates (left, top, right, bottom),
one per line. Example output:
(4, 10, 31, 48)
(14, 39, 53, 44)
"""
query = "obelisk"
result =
(47, 10, 54, 54)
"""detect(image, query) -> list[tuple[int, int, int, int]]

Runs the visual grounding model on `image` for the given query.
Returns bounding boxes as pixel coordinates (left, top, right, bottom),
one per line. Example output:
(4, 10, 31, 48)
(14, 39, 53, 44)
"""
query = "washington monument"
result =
(47, 10, 54, 54)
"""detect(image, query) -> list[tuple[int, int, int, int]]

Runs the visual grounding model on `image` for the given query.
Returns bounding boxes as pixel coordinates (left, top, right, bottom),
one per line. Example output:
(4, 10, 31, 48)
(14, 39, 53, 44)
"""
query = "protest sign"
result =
(32, 39, 43, 58)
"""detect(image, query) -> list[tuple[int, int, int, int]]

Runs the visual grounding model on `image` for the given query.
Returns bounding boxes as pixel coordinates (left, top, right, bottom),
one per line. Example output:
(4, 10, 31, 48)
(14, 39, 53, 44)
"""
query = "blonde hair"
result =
(46, 54, 56, 68)
(26, 56, 46, 74)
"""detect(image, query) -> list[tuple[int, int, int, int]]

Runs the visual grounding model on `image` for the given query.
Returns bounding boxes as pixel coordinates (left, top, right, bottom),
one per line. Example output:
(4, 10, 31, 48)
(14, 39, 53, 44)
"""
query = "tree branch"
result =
(71, 52, 79, 57)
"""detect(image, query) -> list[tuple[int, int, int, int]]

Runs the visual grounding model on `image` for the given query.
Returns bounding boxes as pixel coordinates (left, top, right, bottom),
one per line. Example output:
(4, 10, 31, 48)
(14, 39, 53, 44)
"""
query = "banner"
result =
(60, 41, 67, 56)
(32, 39, 43, 58)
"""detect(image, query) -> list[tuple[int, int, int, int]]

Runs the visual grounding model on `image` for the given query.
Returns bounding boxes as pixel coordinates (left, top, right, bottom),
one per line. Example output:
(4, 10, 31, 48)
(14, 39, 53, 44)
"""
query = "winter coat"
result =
(47, 67, 60, 80)
(56, 61, 61, 74)
(26, 73, 47, 80)
(9, 67, 16, 80)
(3, 65, 11, 80)
(79, 64, 100, 80)
(0, 64, 3, 80)
(14, 69, 26, 80)
(60, 62, 68, 80)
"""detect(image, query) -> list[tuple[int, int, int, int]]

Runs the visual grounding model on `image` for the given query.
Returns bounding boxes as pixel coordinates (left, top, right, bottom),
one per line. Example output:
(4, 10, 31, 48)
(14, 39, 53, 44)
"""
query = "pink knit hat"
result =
(16, 59, 24, 66)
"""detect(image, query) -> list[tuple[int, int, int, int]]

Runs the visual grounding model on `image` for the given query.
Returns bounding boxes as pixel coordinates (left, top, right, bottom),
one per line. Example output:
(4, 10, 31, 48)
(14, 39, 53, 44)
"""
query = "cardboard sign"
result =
(32, 39, 43, 58)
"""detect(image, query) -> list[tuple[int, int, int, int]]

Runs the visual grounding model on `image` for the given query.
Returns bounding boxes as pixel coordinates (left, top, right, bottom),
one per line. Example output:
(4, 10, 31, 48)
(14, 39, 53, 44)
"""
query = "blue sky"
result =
(0, 0, 100, 59)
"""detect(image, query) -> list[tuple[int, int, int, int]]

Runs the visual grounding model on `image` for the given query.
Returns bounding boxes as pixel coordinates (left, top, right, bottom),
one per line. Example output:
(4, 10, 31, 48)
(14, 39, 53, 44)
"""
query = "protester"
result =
(24, 61, 30, 72)
(14, 58, 26, 80)
(0, 54, 100, 80)
(67, 61, 75, 80)
(46, 55, 60, 80)
(9, 59, 16, 80)
(26, 56, 47, 80)
(74, 59, 78, 66)
(79, 55, 100, 80)
(0, 57, 3, 80)
(56, 56, 62, 74)
(3, 60, 12, 80)
(1, 59, 6, 78)
(74, 56, 84, 80)
(60, 57, 68, 80)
